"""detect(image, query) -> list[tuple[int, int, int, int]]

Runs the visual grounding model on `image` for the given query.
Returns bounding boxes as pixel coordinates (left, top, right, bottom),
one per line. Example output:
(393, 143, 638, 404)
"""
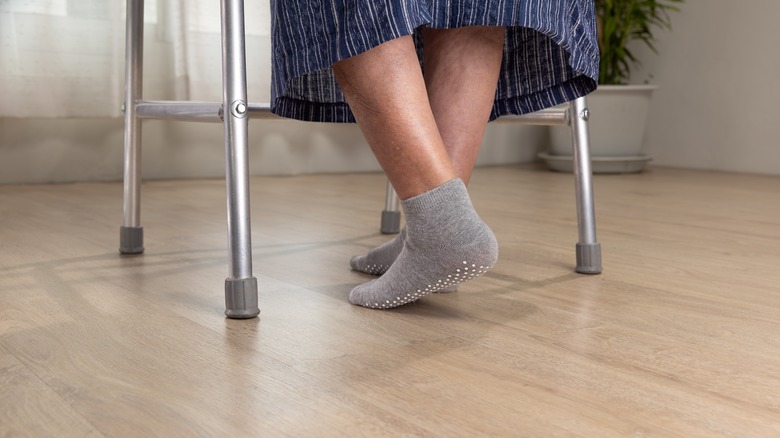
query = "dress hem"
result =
(272, 74, 595, 123)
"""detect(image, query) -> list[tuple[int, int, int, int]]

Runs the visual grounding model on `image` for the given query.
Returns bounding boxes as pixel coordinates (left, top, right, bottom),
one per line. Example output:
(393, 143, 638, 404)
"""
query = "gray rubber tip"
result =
(380, 210, 401, 234)
(119, 226, 144, 254)
(576, 242, 602, 274)
(225, 277, 260, 319)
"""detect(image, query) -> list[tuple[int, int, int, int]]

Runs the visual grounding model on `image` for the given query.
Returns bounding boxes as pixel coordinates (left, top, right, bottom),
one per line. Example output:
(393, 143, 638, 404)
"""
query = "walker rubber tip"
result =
(119, 226, 144, 254)
(576, 242, 602, 274)
(225, 277, 260, 319)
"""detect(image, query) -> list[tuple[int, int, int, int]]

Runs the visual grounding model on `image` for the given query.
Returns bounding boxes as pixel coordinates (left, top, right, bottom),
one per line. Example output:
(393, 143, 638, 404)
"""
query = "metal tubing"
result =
(570, 97, 598, 245)
(247, 103, 282, 119)
(221, 0, 259, 318)
(136, 101, 223, 122)
(221, 0, 254, 282)
(134, 102, 565, 124)
(384, 181, 401, 212)
(135, 101, 279, 122)
(380, 181, 402, 234)
(570, 96, 602, 274)
(493, 107, 569, 126)
(122, 0, 144, 229)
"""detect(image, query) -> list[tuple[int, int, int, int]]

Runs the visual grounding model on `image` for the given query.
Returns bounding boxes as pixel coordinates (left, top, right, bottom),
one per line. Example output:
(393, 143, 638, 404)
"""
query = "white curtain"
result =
(0, 0, 272, 118)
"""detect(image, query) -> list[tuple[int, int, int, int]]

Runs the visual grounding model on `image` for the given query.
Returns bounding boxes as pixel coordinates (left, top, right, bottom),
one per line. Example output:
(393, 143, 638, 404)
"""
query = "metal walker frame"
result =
(119, 0, 602, 320)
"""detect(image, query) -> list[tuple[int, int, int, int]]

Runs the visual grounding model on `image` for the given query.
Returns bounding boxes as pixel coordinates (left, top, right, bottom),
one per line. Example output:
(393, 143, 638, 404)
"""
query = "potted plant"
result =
(544, 0, 683, 173)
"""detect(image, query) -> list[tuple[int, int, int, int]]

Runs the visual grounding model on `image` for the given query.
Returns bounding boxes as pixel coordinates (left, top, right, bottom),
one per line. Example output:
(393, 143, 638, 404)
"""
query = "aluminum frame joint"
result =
(231, 100, 248, 118)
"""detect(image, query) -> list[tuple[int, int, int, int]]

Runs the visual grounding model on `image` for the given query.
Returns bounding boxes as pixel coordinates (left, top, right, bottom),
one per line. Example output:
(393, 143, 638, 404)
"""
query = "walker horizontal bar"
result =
(133, 101, 281, 122)
(494, 107, 569, 126)
(247, 104, 564, 124)
(132, 100, 565, 125)
(246, 103, 281, 119)
(135, 101, 223, 122)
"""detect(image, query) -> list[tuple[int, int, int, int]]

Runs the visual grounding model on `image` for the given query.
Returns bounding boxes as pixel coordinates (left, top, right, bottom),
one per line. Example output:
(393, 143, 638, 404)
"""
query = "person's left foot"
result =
(350, 228, 406, 275)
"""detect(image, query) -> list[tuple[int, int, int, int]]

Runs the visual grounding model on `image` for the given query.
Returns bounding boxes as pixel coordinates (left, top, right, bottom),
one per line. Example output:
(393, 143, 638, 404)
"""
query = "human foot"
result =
(350, 228, 406, 275)
(349, 179, 497, 309)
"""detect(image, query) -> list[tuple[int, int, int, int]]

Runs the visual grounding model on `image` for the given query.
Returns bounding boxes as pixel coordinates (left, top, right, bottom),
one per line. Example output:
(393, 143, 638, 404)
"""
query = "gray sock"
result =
(349, 179, 498, 309)
(350, 229, 459, 292)
(350, 228, 407, 275)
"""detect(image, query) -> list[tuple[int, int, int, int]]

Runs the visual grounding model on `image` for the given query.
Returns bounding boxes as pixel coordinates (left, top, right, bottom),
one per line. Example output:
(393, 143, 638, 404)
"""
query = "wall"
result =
(0, 117, 543, 184)
(0, 14, 545, 185)
(629, 0, 780, 175)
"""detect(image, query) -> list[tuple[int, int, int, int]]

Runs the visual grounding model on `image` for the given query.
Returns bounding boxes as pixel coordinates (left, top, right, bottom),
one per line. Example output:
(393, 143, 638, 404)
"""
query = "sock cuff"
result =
(401, 178, 468, 214)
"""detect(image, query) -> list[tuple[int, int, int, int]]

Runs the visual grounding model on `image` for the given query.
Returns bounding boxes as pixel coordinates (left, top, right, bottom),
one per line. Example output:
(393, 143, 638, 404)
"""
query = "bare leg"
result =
(332, 35, 454, 200)
(334, 28, 506, 192)
(423, 26, 507, 184)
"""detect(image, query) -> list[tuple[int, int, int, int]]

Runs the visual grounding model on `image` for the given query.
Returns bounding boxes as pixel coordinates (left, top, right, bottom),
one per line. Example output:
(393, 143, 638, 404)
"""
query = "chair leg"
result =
(221, 0, 260, 319)
(569, 97, 602, 274)
(381, 180, 402, 234)
(120, 0, 145, 254)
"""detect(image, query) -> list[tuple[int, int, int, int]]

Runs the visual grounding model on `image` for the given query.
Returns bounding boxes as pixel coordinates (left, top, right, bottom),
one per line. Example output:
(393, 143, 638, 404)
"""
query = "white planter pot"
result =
(544, 84, 657, 173)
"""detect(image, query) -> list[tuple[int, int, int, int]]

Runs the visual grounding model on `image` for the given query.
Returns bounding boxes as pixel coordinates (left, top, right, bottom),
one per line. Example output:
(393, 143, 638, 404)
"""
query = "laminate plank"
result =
(0, 344, 103, 437)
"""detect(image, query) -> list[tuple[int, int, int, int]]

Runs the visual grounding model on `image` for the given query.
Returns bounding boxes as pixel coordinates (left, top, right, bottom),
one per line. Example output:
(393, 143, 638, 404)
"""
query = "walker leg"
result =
(221, 0, 259, 318)
(569, 97, 602, 274)
(381, 180, 402, 234)
(120, 0, 145, 254)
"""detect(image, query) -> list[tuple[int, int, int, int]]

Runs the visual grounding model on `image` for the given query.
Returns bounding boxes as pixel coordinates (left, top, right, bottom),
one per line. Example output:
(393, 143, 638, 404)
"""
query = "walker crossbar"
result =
(135, 101, 224, 122)
(134, 101, 569, 125)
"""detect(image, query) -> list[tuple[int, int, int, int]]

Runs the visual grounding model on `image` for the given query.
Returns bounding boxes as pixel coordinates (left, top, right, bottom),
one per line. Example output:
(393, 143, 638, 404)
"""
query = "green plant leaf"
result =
(595, 0, 683, 84)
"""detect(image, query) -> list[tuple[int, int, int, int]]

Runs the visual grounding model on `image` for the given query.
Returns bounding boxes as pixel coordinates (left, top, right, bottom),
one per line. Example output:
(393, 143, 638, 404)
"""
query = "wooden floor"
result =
(1, 165, 779, 437)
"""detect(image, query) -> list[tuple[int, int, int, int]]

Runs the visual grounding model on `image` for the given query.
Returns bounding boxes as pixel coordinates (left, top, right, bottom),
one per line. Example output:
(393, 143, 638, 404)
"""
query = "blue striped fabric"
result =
(269, 0, 599, 122)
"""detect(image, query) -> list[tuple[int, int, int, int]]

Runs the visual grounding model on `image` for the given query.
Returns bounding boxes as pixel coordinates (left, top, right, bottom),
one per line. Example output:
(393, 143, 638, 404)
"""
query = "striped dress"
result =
(269, 0, 599, 123)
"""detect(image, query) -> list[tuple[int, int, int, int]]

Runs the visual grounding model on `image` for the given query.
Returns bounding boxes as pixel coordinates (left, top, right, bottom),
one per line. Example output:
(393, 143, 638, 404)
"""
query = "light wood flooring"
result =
(1, 165, 779, 437)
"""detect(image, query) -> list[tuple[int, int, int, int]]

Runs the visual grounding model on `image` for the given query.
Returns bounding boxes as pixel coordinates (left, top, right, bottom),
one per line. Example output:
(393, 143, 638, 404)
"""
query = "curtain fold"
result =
(0, 0, 271, 118)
